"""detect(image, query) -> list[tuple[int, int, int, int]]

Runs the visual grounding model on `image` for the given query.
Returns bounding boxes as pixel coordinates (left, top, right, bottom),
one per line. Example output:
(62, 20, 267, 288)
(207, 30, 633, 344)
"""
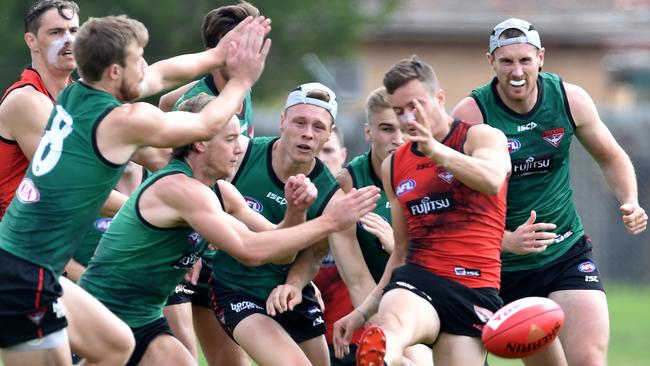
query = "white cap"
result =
(284, 82, 338, 120)
(489, 18, 542, 53)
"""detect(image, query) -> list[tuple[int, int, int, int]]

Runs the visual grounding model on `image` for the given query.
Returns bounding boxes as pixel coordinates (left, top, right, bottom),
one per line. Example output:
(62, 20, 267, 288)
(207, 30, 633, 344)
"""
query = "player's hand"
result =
(285, 174, 317, 212)
(620, 203, 647, 235)
(360, 212, 394, 253)
(333, 309, 365, 359)
(402, 99, 443, 161)
(184, 258, 202, 285)
(225, 16, 272, 89)
(328, 186, 380, 231)
(503, 210, 557, 255)
(265, 283, 302, 316)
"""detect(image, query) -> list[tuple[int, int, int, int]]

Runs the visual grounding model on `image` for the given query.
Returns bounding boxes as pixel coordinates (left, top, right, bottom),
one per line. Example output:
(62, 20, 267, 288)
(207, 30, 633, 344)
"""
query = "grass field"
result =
(195, 283, 650, 366)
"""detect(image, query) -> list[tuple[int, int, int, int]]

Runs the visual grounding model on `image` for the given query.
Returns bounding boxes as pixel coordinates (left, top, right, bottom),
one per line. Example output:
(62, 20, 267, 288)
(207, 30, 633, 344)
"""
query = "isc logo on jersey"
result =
(266, 192, 287, 205)
(396, 179, 416, 197)
(244, 197, 263, 213)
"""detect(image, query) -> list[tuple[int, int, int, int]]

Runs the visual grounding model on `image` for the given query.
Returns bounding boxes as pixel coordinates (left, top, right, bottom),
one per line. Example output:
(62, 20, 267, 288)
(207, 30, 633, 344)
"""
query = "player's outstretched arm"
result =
(171, 179, 379, 266)
(140, 16, 270, 98)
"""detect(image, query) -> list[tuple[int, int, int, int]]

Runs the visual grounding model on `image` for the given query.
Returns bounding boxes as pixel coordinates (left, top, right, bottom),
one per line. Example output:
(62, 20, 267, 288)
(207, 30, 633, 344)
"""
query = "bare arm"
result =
(329, 175, 378, 306)
(98, 189, 128, 217)
(139, 16, 270, 98)
(158, 80, 199, 112)
(567, 82, 647, 234)
(450, 96, 485, 124)
(0, 88, 53, 161)
(144, 175, 379, 266)
(410, 99, 510, 195)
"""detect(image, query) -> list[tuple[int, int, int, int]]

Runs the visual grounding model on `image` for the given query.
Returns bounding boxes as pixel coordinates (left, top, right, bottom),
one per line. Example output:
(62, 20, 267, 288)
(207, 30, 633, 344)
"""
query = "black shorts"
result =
(0, 248, 68, 347)
(165, 261, 212, 308)
(126, 317, 174, 366)
(500, 235, 605, 304)
(383, 264, 503, 337)
(209, 279, 325, 344)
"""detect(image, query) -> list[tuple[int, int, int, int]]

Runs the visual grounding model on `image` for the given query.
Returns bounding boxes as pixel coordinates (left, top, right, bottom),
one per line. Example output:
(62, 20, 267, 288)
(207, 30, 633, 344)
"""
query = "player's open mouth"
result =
(296, 144, 311, 152)
(509, 79, 526, 87)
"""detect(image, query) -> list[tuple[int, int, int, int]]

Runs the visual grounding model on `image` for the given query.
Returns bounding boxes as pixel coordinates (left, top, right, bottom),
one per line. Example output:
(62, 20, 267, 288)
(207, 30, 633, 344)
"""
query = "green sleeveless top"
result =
(471, 72, 584, 271)
(173, 74, 254, 137)
(73, 168, 150, 267)
(0, 81, 124, 277)
(211, 136, 339, 300)
(346, 150, 391, 282)
(78, 159, 207, 327)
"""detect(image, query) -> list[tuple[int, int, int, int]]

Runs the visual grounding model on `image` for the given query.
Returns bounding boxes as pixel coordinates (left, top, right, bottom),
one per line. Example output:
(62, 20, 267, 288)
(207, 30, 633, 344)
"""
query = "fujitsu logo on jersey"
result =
(406, 193, 454, 216)
(396, 179, 416, 197)
(511, 155, 553, 177)
(244, 197, 263, 212)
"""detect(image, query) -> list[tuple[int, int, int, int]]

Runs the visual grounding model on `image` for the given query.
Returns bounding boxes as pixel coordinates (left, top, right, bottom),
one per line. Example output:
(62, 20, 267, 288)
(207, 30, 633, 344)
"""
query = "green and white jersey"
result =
(173, 74, 254, 137)
(78, 159, 207, 328)
(73, 216, 112, 267)
(211, 136, 339, 301)
(0, 82, 124, 277)
(345, 150, 391, 282)
(471, 72, 584, 271)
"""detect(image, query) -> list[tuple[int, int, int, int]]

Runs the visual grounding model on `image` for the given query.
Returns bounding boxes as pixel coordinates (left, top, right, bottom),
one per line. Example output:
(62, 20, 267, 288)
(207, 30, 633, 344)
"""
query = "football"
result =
(481, 297, 565, 358)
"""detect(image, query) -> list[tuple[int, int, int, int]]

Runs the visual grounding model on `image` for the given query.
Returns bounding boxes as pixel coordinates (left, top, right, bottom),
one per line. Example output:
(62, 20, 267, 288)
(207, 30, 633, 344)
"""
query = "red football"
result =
(481, 297, 565, 358)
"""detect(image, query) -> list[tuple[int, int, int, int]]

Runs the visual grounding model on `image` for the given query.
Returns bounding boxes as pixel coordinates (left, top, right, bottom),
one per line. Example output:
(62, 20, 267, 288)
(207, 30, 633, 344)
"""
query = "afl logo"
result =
(507, 139, 521, 153)
(396, 179, 416, 197)
(578, 261, 596, 273)
(244, 197, 263, 213)
(94, 217, 112, 232)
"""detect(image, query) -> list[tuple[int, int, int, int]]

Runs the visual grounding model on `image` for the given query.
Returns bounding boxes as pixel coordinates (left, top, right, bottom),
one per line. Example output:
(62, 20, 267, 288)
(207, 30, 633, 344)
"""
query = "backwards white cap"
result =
(284, 82, 338, 120)
(489, 18, 542, 53)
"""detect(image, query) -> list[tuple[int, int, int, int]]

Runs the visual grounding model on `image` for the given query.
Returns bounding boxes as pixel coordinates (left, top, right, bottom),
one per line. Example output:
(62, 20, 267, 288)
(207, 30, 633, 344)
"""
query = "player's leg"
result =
(193, 305, 250, 366)
(433, 333, 485, 366)
(550, 289, 608, 366)
(297, 335, 329, 366)
(0, 249, 73, 366)
(60, 277, 135, 366)
(403, 344, 433, 366)
(2, 329, 72, 366)
(129, 317, 193, 366)
(138, 334, 195, 366)
(233, 313, 312, 366)
(163, 301, 198, 360)
(368, 288, 439, 366)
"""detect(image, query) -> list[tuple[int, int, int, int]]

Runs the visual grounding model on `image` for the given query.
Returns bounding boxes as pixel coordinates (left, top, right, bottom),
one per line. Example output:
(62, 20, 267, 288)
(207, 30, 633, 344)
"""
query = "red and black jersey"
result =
(391, 120, 507, 289)
(0, 67, 69, 219)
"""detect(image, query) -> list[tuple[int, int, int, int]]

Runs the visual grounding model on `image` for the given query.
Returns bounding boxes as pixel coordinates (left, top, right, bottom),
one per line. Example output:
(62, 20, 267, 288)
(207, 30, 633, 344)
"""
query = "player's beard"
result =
(117, 78, 140, 102)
